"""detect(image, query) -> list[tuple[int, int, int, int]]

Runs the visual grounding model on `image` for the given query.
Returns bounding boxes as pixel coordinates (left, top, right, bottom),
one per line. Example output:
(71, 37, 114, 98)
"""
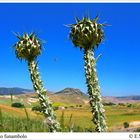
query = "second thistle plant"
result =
(14, 32, 60, 132)
(68, 16, 107, 132)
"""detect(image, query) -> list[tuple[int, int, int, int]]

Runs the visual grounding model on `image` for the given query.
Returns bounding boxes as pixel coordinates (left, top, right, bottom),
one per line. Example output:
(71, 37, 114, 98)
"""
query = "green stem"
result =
(28, 60, 60, 132)
(84, 49, 107, 132)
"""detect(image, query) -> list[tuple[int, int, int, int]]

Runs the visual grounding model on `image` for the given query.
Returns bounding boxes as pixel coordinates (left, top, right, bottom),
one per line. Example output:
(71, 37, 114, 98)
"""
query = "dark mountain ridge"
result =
(0, 87, 33, 95)
(116, 95, 140, 100)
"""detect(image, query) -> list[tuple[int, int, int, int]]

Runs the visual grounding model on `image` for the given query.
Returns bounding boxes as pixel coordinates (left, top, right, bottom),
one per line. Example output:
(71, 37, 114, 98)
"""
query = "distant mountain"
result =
(47, 88, 89, 105)
(117, 96, 140, 100)
(55, 88, 86, 96)
(0, 87, 34, 95)
(103, 95, 140, 104)
(1, 87, 140, 104)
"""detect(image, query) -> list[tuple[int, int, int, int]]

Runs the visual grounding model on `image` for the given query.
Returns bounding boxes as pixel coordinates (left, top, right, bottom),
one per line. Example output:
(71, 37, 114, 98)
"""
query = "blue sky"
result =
(0, 3, 140, 96)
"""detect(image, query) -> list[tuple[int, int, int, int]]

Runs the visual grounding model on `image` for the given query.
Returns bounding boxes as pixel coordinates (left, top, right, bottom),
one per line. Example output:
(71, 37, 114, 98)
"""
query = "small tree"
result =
(32, 105, 42, 112)
(11, 102, 24, 108)
(123, 122, 129, 128)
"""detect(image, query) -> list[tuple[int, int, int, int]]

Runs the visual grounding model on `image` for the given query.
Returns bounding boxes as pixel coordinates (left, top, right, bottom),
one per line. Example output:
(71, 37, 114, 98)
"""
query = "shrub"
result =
(123, 122, 129, 128)
(127, 104, 133, 108)
(32, 105, 42, 112)
(76, 105, 82, 108)
(53, 106, 59, 111)
(104, 102, 116, 106)
(135, 128, 140, 132)
(118, 103, 125, 106)
(70, 106, 74, 108)
(11, 102, 24, 108)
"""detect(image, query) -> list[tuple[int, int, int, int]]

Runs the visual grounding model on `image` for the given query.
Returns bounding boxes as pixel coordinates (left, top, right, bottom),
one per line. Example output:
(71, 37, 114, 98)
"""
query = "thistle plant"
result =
(68, 16, 107, 132)
(14, 32, 60, 132)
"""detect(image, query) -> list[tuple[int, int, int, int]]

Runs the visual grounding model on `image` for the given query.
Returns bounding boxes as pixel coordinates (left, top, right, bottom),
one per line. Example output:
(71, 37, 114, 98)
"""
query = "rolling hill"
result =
(55, 88, 85, 95)
(1, 87, 140, 105)
(49, 88, 88, 105)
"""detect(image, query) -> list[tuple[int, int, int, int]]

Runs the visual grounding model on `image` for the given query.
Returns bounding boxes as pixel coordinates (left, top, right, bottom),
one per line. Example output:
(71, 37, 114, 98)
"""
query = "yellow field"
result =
(56, 105, 140, 131)
(1, 104, 140, 131)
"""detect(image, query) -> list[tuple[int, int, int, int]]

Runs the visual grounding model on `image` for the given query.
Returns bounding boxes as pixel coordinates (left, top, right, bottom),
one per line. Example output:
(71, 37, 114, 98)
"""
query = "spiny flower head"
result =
(14, 32, 42, 62)
(69, 16, 105, 50)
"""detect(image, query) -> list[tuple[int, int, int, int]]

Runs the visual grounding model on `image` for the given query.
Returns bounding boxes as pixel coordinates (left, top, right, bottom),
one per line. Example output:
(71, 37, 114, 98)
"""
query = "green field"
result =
(0, 100, 140, 132)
